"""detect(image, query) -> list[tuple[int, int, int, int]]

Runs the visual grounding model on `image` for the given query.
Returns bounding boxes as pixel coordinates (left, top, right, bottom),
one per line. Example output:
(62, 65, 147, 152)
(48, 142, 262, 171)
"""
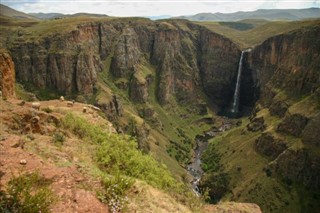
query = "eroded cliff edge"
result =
(8, 19, 240, 110)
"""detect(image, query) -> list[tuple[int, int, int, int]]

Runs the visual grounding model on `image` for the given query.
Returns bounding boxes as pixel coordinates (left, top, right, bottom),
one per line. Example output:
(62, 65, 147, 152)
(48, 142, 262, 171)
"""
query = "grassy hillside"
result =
(0, 4, 38, 20)
(96, 54, 215, 178)
(0, 98, 204, 212)
(201, 90, 320, 213)
(198, 19, 320, 48)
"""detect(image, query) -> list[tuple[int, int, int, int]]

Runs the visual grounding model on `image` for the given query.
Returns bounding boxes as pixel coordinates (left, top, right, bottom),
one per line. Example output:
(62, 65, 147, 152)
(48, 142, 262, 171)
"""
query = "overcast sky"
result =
(1, 0, 319, 17)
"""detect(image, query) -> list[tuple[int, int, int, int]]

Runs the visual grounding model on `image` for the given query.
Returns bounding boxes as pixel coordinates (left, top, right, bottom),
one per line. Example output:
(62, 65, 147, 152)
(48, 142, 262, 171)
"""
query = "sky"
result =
(1, 0, 320, 17)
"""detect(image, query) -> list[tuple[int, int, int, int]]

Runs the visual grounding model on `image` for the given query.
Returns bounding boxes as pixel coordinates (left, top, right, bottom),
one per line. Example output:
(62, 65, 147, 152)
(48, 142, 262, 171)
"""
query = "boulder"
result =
(129, 74, 148, 103)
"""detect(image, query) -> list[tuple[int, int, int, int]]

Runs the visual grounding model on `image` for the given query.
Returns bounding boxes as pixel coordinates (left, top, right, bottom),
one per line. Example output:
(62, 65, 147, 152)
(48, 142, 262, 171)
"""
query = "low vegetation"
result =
(98, 174, 134, 212)
(61, 113, 203, 211)
(200, 141, 230, 203)
(0, 172, 55, 213)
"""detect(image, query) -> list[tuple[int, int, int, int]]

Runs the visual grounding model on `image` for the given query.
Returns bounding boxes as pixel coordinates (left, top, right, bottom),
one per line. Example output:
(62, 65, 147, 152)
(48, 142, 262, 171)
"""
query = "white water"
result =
(231, 49, 251, 113)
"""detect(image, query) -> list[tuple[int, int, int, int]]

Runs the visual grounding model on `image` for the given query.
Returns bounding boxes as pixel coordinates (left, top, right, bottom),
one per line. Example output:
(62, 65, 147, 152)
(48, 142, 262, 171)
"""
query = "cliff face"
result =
(10, 26, 102, 94)
(0, 50, 16, 98)
(199, 27, 240, 107)
(249, 24, 320, 106)
(269, 149, 320, 190)
(8, 19, 240, 109)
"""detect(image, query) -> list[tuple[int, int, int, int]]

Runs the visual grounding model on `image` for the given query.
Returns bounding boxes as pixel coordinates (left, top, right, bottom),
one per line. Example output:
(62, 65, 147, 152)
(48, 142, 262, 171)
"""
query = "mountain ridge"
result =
(0, 4, 38, 20)
(174, 8, 320, 21)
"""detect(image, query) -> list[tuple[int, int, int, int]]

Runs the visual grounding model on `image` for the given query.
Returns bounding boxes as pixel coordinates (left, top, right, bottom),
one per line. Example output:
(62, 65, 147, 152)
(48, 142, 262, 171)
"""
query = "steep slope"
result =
(200, 23, 320, 213)
(1, 5, 319, 213)
(0, 17, 243, 178)
(249, 23, 320, 104)
(0, 98, 263, 213)
(6, 18, 239, 107)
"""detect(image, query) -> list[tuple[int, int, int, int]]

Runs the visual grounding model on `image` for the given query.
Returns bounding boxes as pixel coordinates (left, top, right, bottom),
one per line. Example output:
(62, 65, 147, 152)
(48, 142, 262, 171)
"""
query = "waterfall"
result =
(231, 49, 250, 113)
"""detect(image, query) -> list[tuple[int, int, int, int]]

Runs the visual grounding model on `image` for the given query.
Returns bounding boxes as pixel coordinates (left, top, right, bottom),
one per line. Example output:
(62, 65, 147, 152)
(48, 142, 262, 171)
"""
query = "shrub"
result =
(96, 134, 177, 190)
(62, 113, 177, 190)
(199, 172, 230, 204)
(42, 107, 53, 113)
(61, 113, 202, 210)
(52, 131, 65, 145)
(98, 174, 134, 213)
(0, 172, 55, 213)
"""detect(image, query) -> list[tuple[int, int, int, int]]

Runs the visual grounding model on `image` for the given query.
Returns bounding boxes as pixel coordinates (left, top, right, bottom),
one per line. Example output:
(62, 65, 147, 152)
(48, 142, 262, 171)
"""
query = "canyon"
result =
(1, 5, 320, 213)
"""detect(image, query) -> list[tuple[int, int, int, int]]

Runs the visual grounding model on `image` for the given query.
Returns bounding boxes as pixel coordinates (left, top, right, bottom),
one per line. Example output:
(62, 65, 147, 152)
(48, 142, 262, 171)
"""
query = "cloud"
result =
(1, 0, 319, 16)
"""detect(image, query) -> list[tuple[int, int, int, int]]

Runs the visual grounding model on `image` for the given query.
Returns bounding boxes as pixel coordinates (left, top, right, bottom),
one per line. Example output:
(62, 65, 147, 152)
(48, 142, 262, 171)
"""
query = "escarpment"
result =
(249, 24, 320, 107)
(7, 19, 240, 109)
(199, 27, 240, 107)
(10, 25, 102, 94)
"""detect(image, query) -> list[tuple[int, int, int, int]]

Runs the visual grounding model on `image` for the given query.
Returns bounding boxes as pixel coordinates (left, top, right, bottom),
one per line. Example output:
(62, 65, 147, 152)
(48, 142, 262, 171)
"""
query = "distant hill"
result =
(0, 4, 38, 20)
(29, 12, 64, 19)
(30, 12, 108, 19)
(174, 8, 320, 21)
(147, 15, 171, 20)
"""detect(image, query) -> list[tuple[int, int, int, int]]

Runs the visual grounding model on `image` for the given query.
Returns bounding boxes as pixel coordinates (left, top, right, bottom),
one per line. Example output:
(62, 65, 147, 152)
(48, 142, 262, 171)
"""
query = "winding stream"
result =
(187, 120, 233, 196)
(187, 138, 208, 196)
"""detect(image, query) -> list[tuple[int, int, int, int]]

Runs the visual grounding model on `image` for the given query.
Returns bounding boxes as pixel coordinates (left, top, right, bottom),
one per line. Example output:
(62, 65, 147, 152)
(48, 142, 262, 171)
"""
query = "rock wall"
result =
(269, 149, 320, 190)
(198, 26, 240, 107)
(249, 24, 320, 107)
(0, 50, 16, 98)
(302, 113, 320, 146)
(8, 19, 240, 109)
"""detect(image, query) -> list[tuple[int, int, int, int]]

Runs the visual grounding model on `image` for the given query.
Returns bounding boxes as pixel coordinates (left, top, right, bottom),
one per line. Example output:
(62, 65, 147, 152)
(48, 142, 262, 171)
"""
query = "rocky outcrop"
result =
(129, 74, 149, 103)
(110, 28, 141, 78)
(302, 113, 320, 146)
(268, 149, 320, 190)
(276, 113, 309, 137)
(247, 116, 266, 132)
(249, 24, 320, 107)
(269, 100, 289, 118)
(255, 133, 287, 160)
(10, 24, 103, 95)
(151, 22, 200, 105)
(0, 50, 15, 98)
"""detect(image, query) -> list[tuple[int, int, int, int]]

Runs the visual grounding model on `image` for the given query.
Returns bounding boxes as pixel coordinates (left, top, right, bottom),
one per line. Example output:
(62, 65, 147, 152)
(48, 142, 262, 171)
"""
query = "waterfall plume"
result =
(231, 49, 251, 113)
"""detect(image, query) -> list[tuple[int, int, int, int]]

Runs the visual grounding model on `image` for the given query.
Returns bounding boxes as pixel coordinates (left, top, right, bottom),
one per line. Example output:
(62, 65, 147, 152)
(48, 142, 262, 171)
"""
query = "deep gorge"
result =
(2, 16, 320, 213)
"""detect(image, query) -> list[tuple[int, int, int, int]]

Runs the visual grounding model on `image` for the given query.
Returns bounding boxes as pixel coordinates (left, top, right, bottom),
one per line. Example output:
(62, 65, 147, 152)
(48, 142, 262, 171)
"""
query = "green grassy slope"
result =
(202, 91, 320, 213)
(96, 53, 215, 178)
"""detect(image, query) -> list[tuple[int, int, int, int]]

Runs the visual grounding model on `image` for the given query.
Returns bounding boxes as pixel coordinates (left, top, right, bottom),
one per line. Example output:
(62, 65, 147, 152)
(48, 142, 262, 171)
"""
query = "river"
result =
(187, 119, 233, 196)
